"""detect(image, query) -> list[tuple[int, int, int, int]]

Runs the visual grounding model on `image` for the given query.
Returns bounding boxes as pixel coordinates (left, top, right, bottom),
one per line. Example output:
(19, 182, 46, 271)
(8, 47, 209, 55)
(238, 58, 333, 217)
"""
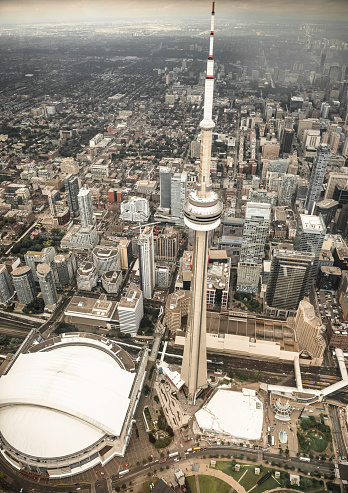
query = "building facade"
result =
(37, 263, 58, 307)
(305, 143, 330, 214)
(138, 226, 155, 299)
(12, 266, 37, 305)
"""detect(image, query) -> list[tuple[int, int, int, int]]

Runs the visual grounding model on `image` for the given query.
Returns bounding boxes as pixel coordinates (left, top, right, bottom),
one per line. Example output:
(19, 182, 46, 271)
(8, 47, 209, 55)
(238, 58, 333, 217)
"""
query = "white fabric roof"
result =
(195, 389, 263, 441)
(0, 344, 135, 458)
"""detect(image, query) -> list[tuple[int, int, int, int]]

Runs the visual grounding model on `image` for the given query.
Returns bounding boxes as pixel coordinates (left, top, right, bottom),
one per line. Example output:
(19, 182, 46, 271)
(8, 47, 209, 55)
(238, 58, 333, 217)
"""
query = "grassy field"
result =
(214, 461, 325, 493)
(239, 468, 279, 493)
(186, 475, 230, 493)
(307, 431, 328, 453)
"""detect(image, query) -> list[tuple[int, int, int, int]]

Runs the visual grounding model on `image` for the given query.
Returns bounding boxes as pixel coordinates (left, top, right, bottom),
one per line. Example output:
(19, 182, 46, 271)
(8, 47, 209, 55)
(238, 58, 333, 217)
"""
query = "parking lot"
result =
(316, 289, 343, 326)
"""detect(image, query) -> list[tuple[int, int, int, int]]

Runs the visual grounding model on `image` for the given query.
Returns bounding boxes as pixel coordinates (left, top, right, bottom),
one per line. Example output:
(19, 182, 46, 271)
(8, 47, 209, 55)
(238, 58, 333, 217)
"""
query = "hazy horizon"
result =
(0, 0, 347, 26)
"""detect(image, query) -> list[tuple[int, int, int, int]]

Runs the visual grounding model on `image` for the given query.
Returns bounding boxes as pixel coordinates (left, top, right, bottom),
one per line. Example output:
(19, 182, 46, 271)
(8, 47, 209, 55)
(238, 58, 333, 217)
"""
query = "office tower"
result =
(305, 144, 330, 214)
(118, 283, 144, 335)
(236, 202, 270, 293)
(117, 238, 132, 270)
(64, 174, 80, 217)
(78, 187, 94, 228)
(325, 170, 348, 200)
(155, 228, 179, 261)
(24, 247, 56, 282)
(171, 172, 187, 219)
(321, 102, 330, 119)
(37, 263, 58, 307)
(138, 225, 155, 299)
(159, 167, 171, 210)
(0, 264, 14, 304)
(278, 174, 296, 206)
(314, 199, 338, 227)
(281, 128, 294, 154)
(12, 266, 37, 305)
(181, 3, 223, 401)
(265, 249, 314, 314)
(320, 52, 326, 73)
(294, 214, 326, 294)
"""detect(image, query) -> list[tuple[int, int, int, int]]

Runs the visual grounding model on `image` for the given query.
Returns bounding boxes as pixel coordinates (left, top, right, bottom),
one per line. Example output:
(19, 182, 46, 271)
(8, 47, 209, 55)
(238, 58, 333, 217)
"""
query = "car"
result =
(124, 462, 129, 467)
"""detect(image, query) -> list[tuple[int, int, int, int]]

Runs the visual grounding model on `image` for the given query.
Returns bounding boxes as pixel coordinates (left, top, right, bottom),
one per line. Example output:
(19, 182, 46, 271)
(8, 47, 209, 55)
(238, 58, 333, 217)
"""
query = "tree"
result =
(149, 433, 156, 444)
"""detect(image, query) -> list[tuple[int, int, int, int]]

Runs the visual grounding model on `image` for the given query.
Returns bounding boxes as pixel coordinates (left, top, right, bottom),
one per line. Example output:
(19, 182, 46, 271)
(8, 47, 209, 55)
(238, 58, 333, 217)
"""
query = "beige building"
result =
(155, 227, 179, 262)
(61, 157, 79, 175)
(117, 238, 132, 270)
(64, 294, 119, 331)
(165, 290, 190, 335)
(288, 300, 326, 364)
(325, 171, 348, 200)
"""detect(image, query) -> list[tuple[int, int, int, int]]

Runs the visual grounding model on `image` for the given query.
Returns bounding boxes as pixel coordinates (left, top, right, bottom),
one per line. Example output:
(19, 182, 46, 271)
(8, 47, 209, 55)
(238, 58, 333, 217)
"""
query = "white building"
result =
(0, 265, 14, 304)
(305, 144, 330, 214)
(237, 202, 270, 293)
(101, 271, 123, 295)
(118, 283, 144, 335)
(138, 226, 155, 299)
(37, 263, 58, 307)
(0, 333, 148, 478)
(120, 197, 150, 223)
(171, 172, 187, 220)
(92, 246, 120, 275)
(60, 225, 99, 251)
(195, 388, 263, 442)
(78, 188, 94, 228)
(77, 262, 98, 291)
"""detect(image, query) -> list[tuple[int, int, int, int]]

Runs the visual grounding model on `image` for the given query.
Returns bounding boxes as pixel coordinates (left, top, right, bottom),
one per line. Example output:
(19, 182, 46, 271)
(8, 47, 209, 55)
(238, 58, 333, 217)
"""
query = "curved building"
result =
(92, 246, 120, 275)
(0, 333, 148, 479)
(37, 263, 58, 307)
(11, 266, 37, 305)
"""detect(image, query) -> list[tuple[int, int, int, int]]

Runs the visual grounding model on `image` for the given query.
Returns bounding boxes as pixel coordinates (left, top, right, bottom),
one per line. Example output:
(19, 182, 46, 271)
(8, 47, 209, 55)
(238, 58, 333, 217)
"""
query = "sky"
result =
(0, 0, 347, 25)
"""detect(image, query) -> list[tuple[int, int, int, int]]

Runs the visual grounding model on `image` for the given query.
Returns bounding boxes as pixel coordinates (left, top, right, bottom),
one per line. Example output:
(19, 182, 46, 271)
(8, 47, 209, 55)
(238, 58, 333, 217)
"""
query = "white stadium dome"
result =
(0, 333, 148, 479)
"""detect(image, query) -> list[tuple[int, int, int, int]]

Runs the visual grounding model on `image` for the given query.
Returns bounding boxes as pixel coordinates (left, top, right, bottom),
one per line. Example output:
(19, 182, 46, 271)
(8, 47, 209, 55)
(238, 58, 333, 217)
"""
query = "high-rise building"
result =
(237, 202, 270, 293)
(12, 266, 37, 305)
(313, 199, 338, 227)
(305, 144, 330, 214)
(92, 246, 120, 275)
(0, 264, 14, 304)
(120, 197, 150, 223)
(278, 174, 296, 206)
(64, 174, 80, 217)
(171, 172, 187, 219)
(294, 214, 326, 294)
(118, 283, 144, 335)
(37, 263, 58, 307)
(48, 190, 60, 216)
(159, 167, 171, 210)
(180, 4, 223, 401)
(24, 247, 56, 282)
(265, 249, 314, 316)
(52, 253, 77, 288)
(154, 228, 179, 261)
(138, 225, 155, 299)
(281, 128, 294, 154)
(78, 187, 94, 228)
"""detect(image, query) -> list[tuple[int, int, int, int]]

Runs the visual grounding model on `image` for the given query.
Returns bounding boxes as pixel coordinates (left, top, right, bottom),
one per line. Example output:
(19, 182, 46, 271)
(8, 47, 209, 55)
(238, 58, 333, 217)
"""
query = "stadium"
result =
(0, 332, 147, 479)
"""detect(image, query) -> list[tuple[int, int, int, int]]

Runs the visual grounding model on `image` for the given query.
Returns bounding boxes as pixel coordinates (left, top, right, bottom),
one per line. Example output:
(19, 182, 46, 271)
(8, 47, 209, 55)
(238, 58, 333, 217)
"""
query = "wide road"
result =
(111, 446, 335, 490)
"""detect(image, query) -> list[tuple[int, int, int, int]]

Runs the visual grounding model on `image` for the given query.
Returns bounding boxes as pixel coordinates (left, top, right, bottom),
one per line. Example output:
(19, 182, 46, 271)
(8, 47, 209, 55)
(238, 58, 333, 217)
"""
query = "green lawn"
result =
(239, 469, 279, 492)
(307, 431, 328, 453)
(186, 475, 230, 493)
(214, 461, 246, 481)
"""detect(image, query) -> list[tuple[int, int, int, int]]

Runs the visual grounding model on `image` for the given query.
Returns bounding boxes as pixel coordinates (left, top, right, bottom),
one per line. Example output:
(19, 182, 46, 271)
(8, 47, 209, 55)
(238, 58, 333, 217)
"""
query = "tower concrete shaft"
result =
(181, 2, 222, 401)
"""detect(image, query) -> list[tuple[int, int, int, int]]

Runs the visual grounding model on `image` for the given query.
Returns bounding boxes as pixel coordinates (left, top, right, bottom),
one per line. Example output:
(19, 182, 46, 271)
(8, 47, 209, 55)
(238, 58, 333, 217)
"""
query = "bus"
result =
(119, 469, 130, 478)
(168, 452, 179, 458)
(193, 447, 201, 452)
(299, 457, 311, 462)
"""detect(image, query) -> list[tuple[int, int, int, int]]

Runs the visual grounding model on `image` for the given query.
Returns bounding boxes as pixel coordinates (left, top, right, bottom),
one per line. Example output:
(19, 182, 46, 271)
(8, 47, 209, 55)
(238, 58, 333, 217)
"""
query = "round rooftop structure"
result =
(0, 333, 147, 479)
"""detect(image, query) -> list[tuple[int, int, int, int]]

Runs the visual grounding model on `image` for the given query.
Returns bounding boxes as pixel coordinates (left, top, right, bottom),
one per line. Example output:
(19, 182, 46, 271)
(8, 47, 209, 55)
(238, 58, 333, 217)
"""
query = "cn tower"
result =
(181, 2, 223, 402)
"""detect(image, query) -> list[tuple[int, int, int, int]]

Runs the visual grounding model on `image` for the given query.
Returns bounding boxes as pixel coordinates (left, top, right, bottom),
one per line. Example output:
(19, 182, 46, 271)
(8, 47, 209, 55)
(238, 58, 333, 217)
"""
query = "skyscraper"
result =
(278, 174, 296, 206)
(305, 144, 330, 214)
(171, 172, 187, 220)
(37, 263, 58, 307)
(159, 167, 171, 210)
(294, 214, 326, 294)
(181, 3, 223, 401)
(265, 249, 314, 315)
(64, 174, 80, 217)
(281, 128, 294, 154)
(138, 225, 155, 299)
(78, 187, 94, 228)
(236, 202, 270, 293)
(12, 266, 37, 305)
(0, 264, 14, 304)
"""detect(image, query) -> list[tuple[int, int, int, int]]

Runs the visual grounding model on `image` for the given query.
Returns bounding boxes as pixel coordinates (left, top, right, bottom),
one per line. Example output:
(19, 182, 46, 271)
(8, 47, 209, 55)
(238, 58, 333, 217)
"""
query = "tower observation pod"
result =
(181, 2, 223, 402)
